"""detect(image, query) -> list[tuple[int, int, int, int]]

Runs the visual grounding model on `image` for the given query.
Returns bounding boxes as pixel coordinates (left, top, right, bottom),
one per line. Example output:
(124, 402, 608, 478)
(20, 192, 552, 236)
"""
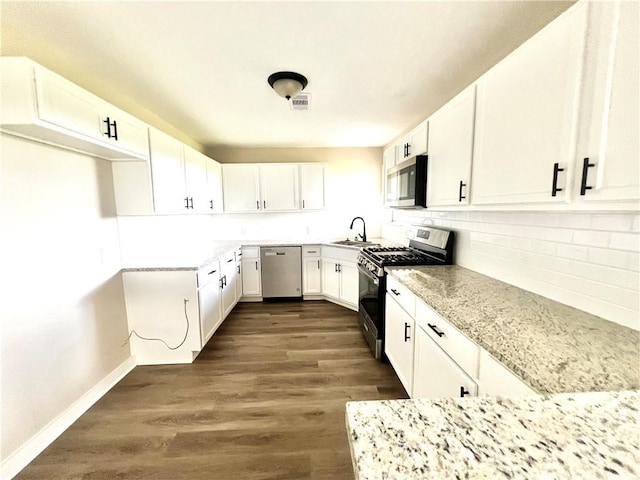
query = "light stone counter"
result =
(386, 265, 640, 394)
(346, 390, 640, 480)
(121, 237, 402, 272)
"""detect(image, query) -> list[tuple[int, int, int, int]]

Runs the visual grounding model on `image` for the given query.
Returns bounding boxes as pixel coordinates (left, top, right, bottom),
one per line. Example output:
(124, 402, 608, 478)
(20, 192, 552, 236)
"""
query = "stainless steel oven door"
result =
(357, 264, 384, 359)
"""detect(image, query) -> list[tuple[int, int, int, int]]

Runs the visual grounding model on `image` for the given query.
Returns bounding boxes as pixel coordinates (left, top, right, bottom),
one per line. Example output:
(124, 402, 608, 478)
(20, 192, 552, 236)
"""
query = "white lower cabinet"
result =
(478, 349, 537, 397)
(413, 325, 477, 399)
(220, 250, 238, 318)
(235, 248, 243, 300)
(302, 245, 322, 295)
(198, 260, 223, 347)
(385, 275, 537, 400)
(321, 246, 358, 310)
(384, 293, 415, 395)
(241, 247, 262, 298)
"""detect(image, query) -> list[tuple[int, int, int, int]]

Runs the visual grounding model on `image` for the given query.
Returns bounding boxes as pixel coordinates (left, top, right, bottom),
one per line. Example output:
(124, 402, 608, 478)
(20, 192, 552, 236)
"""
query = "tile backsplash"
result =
(385, 209, 640, 330)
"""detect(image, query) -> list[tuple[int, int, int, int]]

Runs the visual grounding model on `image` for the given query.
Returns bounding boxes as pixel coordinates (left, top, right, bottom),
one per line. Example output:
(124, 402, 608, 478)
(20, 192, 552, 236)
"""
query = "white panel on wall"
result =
(387, 209, 640, 330)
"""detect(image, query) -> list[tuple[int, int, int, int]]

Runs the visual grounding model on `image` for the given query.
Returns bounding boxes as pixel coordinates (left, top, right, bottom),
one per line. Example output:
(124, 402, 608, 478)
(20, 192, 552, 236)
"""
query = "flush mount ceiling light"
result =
(267, 71, 308, 101)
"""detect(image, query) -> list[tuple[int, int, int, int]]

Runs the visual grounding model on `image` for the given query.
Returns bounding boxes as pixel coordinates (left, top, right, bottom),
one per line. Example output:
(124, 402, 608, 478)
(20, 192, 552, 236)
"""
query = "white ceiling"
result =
(1, 1, 574, 149)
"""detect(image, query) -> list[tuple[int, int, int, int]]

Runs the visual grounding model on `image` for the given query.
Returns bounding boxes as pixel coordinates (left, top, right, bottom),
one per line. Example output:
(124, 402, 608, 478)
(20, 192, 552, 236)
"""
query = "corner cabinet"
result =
(471, 2, 588, 206)
(321, 246, 358, 310)
(221, 163, 327, 213)
(1, 57, 149, 161)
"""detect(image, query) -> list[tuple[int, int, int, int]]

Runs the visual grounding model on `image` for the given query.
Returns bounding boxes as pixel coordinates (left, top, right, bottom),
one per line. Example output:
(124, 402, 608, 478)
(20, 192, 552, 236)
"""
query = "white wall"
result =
(384, 209, 640, 330)
(0, 135, 131, 464)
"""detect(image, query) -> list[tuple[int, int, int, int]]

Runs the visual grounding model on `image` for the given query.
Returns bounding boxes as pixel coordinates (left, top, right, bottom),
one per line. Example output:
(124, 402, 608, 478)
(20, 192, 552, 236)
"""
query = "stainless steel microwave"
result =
(386, 155, 428, 208)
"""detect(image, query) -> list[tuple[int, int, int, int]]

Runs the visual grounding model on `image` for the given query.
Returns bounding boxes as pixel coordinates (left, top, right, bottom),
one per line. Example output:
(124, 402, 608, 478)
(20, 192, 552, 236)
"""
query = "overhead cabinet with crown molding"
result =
(221, 163, 327, 213)
(0, 57, 149, 161)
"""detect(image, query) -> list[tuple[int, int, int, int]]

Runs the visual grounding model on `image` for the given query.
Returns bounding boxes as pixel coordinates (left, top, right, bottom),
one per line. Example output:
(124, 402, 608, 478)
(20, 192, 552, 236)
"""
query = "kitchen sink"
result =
(330, 240, 379, 247)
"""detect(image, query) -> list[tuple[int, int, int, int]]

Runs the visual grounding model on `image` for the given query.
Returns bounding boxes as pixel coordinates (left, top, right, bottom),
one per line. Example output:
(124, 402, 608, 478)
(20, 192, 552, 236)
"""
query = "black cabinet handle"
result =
(263, 200, 266, 209)
(404, 322, 411, 341)
(208, 269, 217, 275)
(209, 199, 214, 210)
(302, 200, 305, 209)
(227, 258, 233, 263)
(184, 197, 189, 209)
(335, 263, 338, 272)
(317, 260, 320, 269)
(103, 117, 111, 138)
(237, 265, 240, 274)
(256, 200, 260, 210)
(460, 386, 470, 397)
(580, 157, 595, 195)
(255, 261, 258, 270)
(551, 163, 565, 197)
(111, 119, 118, 140)
(406, 143, 411, 157)
(189, 197, 194, 209)
(458, 180, 467, 202)
(428, 323, 444, 337)
(390, 289, 400, 296)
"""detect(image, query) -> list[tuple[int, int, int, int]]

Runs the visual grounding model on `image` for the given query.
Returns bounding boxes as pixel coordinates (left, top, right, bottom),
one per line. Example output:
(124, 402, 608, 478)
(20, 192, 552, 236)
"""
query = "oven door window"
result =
(358, 266, 380, 326)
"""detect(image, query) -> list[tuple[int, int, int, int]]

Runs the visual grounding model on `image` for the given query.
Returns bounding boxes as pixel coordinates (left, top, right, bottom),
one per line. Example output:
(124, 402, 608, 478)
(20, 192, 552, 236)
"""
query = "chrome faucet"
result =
(349, 217, 367, 242)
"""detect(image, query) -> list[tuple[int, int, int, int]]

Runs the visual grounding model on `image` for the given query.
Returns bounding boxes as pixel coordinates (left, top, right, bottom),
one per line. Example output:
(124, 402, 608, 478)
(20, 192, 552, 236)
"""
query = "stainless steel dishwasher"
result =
(260, 246, 302, 299)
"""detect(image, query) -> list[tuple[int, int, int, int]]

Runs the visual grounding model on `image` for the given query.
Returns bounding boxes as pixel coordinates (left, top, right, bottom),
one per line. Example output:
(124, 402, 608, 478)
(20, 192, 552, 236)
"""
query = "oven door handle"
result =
(357, 264, 379, 284)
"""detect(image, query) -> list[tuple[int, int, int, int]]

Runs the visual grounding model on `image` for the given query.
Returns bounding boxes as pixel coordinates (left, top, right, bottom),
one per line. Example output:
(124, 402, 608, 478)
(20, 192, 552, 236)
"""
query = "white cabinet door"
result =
(383, 145, 397, 171)
(37, 67, 103, 140)
(222, 164, 261, 212)
(303, 257, 322, 294)
(339, 262, 359, 306)
(149, 128, 188, 213)
(407, 121, 428, 158)
(384, 294, 415, 394)
(206, 159, 224, 213)
(198, 272, 222, 347)
(427, 85, 476, 207)
(322, 260, 341, 300)
(183, 146, 209, 213)
(235, 256, 243, 300)
(260, 164, 299, 211)
(578, 1, 639, 204)
(478, 349, 537, 397)
(471, 3, 587, 205)
(300, 164, 326, 210)
(221, 258, 237, 318)
(241, 258, 262, 296)
(413, 326, 478, 399)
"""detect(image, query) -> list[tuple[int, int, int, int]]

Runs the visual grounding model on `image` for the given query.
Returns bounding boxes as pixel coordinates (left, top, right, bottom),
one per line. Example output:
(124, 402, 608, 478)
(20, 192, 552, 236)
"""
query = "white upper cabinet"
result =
(576, 1, 639, 204)
(300, 163, 326, 210)
(260, 164, 299, 211)
(222, 163, 326, 213)
(149, 128, 188, 213)
(427, 85, 476, 207)
(183, 146, 212, 213)
(396, 121, 429, 163)
(471, 2, 588, 206)
(206, 159, 224, 213)
(222, 164, 261, 212)
(1, 57, 149, 161)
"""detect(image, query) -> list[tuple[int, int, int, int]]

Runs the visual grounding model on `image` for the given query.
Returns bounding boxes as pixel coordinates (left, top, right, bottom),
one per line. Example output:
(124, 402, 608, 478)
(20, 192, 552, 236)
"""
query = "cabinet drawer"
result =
(415, 300, 479, 378)
(386, 276, 415, 317)
(242, 246, 260, 259)
(303, 245, 321, 257)
(197, 260, 220, 288)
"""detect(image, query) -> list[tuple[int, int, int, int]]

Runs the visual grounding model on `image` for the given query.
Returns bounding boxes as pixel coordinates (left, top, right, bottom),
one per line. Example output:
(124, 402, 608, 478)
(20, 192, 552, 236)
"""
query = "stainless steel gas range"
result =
(356, 226, 454, 360)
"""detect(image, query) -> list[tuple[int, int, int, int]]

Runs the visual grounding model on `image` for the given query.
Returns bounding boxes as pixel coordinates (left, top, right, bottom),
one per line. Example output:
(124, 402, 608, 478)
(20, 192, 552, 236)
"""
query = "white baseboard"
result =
(1, 356, 136, 480)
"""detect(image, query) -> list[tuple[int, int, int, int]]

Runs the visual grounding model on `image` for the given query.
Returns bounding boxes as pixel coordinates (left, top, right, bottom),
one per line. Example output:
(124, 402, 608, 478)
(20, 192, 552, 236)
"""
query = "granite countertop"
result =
(121, 237, 401, 272)
(386, 265, 639, 394)
(346, 390, 640, 480)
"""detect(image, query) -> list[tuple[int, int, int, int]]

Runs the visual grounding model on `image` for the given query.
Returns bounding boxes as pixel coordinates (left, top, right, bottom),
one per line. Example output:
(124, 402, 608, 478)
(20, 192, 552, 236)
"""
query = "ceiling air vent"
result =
(290, 92, 311, 111)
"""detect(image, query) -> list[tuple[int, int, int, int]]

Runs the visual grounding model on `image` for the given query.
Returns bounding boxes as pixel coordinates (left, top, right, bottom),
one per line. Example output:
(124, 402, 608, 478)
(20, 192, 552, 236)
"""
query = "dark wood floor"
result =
(17, 300, 407, 479)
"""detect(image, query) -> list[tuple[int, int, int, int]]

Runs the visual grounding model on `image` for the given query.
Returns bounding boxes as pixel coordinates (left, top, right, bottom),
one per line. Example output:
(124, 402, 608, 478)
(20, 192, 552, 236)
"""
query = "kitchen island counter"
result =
(346, 390, 639, 480)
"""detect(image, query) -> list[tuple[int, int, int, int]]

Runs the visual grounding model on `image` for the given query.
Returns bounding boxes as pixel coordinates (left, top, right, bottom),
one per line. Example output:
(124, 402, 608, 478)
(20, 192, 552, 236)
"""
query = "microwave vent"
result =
(290, 92, 311, 111)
